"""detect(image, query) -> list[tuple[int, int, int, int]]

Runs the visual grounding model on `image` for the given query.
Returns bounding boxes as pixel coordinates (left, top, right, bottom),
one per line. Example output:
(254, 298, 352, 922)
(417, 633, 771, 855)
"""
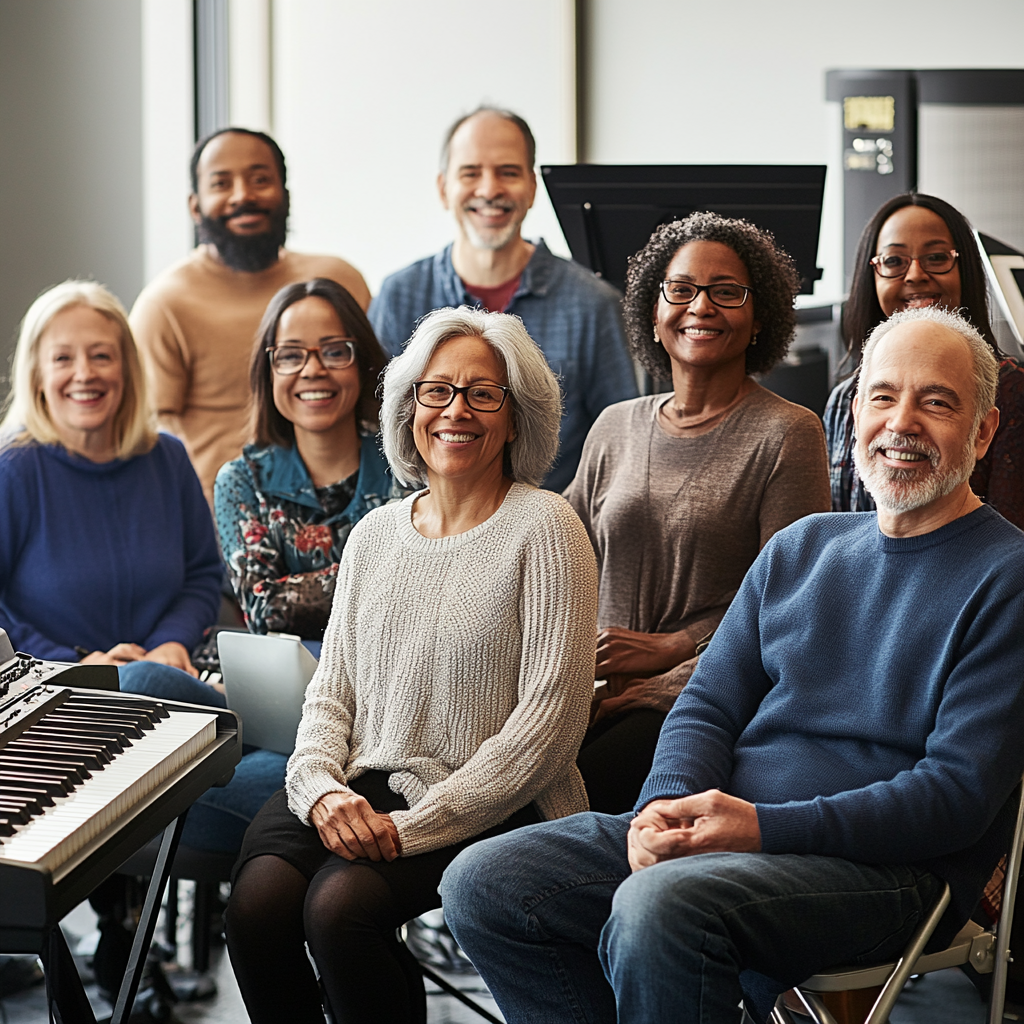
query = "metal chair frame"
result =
(771, 774, 1024, 1024)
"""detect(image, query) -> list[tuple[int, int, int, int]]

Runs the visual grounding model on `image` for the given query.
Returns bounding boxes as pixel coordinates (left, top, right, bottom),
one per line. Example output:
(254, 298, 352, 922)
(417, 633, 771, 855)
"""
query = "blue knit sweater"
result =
(0, 435, 222, 662)
(639, 505, 1024, 940)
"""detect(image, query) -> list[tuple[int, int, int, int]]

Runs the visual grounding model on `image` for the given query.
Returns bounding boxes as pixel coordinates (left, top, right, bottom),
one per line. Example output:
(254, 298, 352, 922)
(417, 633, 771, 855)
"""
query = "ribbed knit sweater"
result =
(639, 505, 1024, 942)
(285, 483, 599, 857)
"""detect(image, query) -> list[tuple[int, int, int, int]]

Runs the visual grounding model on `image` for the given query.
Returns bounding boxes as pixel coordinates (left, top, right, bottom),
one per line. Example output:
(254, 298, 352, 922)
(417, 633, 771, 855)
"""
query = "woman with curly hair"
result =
(823, 193, 1024, 527)
(568, 212, 831, 812)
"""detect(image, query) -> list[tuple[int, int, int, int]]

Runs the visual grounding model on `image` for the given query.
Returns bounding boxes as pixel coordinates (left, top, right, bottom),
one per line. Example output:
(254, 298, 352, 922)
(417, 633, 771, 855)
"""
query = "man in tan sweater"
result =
(130, 128, 370, 501)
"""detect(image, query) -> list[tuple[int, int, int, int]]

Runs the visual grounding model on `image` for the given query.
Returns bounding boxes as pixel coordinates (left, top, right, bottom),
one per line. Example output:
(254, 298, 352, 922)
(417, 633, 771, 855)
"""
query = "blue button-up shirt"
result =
(369, 239, 638, 492)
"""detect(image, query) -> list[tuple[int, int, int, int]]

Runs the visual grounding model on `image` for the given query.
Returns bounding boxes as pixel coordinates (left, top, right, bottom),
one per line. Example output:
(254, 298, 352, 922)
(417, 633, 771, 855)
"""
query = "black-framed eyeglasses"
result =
(870, 250, 959, 278)
(413, 380, 510, 413)
(660, 280, 754, 308)
(267, 340, 356, 375)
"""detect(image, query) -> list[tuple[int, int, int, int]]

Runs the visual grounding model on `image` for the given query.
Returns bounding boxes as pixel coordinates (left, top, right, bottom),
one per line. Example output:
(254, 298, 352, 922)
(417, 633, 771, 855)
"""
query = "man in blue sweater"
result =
(440, 305, 1024, 1024)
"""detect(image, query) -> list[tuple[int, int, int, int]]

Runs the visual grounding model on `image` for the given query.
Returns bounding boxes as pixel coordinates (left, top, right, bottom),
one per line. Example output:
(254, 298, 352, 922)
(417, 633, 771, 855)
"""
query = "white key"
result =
(0, 709, 217, 871)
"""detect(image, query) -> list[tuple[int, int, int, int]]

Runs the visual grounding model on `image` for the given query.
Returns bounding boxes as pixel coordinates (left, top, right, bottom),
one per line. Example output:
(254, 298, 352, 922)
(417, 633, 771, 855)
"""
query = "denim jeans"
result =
(441, 811, 944, 1024)
(118, 661, 227, 708)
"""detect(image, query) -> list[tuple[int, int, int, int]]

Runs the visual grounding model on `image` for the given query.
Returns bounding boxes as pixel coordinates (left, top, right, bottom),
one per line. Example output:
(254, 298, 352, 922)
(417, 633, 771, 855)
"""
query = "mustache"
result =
(220, 201, 273, 224)
(464, 197, 516, 213)
(866, 432, 940, 467)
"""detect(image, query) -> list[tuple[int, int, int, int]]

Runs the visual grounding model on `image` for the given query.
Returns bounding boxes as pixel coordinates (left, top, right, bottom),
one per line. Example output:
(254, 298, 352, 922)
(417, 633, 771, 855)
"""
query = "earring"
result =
(653, 327, 661, 345)
(750, 333, 759, 346)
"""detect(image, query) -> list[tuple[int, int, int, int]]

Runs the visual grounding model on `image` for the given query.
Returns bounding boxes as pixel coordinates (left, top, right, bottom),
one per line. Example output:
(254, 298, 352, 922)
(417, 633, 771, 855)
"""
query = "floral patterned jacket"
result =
(214, 434, 404, 639)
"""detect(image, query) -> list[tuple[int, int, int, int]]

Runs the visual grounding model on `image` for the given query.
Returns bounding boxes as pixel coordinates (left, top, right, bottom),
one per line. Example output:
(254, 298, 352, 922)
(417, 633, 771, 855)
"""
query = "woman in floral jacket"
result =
(215, 278, 403, 646)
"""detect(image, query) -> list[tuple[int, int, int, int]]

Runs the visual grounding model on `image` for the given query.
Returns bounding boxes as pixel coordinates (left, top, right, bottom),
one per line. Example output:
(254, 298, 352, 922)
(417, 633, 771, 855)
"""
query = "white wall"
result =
(0, 0, 145, 392)
(585, 0, 1024, 306)
(271, 0, 576, 295)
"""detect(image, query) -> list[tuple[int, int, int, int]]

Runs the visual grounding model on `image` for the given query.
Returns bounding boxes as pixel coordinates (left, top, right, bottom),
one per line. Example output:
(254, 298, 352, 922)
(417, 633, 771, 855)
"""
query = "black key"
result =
(68, 700, 162, 728)
(0, 818, 17, 837)
(0, 772, 70, 797)
(25, 726, 125, 755)
(0, 803, 32, 824)
(41, 715, 139, 742)
(70, 695, 169, 721)
(7, 738, 107, 768)
(0, 757, 87, 784)
(0, 784, 54, 807)
(0, 752, 91, 780)
(0, 795, 45, 817)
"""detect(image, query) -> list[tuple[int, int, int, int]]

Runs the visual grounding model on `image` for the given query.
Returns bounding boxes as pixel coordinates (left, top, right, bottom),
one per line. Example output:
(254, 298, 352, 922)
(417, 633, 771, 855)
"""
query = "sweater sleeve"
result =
(141, 443, 222, 650)
(758, 409, 832, 547)
(389, 504, 599, 856)
(756, 567, 1024, 864)
(284, 550, 359, 821)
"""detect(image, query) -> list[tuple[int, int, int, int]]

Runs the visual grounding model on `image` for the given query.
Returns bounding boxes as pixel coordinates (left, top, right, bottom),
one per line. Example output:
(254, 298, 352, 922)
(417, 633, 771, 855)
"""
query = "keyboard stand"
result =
(42, 814, 186, 1024)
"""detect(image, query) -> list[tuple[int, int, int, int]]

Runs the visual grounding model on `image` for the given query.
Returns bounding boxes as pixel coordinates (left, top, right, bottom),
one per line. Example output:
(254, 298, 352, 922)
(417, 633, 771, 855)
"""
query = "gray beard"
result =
(854, 431, 976, 514)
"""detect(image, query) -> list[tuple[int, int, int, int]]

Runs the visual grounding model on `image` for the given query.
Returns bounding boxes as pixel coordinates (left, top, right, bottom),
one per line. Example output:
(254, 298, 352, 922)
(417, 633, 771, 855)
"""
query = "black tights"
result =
(227, 853, 428, 1024)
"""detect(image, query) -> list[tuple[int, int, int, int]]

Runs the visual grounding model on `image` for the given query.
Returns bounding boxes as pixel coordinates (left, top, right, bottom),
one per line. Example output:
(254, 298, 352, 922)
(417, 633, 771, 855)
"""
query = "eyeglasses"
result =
(660, 280, 754, 308)
(870, 250, 959, 278)
(267, 341, 356, 375)
(413, 380, 510, 413)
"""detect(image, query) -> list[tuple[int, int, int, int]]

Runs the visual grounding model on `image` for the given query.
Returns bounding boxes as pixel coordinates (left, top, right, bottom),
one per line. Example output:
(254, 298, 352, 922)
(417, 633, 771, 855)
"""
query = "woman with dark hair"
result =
(214, 277, 400, 642)
(824, 192, 1024, 527)
(568, 212, 831, 813)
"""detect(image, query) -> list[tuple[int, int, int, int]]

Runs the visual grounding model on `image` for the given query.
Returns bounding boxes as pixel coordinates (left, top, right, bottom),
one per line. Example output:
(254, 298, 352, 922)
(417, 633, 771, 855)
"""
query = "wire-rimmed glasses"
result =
(870, 250, 959, 278)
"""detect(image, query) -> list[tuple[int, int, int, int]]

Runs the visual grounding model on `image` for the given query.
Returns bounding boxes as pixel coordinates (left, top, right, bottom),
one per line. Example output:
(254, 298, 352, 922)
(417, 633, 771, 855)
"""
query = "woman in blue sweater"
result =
(0, 280, 222, 704)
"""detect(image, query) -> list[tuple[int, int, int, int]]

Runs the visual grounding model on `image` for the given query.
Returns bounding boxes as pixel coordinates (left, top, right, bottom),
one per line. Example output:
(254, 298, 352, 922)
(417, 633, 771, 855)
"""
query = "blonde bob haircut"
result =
(380, 306, 562, 488)
(1, 281, 157, 459)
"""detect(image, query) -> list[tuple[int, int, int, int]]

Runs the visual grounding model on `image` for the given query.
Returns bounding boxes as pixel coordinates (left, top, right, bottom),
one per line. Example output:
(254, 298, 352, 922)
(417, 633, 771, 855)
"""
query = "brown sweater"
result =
(565, 386, 831, 685)
(130, 247, 371, 501)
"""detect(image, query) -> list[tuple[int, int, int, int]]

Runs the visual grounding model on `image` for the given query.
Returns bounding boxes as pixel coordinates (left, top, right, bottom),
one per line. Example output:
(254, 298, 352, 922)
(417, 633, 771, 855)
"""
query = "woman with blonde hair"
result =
(0, 280, 222, 702)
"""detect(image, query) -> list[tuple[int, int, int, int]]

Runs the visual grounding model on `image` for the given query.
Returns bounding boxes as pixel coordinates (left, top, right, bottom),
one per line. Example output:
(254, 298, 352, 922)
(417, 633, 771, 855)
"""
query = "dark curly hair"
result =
(842, 193, 999, 364)
(623, 212, 800, 378)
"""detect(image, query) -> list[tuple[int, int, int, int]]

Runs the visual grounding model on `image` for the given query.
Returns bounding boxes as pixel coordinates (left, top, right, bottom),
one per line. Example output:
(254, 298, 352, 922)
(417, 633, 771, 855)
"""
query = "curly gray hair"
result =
(379, 307, 562, 488)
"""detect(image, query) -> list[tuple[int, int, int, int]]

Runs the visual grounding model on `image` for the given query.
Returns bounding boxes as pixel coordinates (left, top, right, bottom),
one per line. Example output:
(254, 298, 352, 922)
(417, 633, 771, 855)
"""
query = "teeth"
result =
(684, 328, 721, 337)
(438, 432, 476, 443)
(67, 391, 103, 401)
(884, 449, 926, 462)
(297, 391, 334, 400)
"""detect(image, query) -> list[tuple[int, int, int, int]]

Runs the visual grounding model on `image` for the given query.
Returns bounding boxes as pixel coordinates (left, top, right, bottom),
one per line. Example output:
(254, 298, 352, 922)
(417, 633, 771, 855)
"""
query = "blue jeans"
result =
(181, 749, 288, 852)
(118, 661, 226, 708)
(440, 812, 944, 1024)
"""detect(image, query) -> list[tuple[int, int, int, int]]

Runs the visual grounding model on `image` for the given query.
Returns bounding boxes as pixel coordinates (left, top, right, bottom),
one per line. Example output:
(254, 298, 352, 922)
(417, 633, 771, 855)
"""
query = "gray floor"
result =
(0, 897, 1018, 1023)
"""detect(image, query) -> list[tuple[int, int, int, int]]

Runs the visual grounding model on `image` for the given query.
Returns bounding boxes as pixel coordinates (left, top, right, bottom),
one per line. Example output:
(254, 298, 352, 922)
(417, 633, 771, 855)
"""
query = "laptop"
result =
(217, 632, 319, 755)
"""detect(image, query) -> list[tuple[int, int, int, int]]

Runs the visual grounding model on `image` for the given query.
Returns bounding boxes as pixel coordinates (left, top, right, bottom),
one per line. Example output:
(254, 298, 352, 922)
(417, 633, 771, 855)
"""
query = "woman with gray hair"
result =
(226, 306, 598, 1024)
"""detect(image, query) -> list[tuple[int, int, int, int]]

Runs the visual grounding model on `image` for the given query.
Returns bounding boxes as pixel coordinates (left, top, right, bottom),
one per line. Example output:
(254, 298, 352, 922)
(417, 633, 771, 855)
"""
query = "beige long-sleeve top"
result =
(285, 483, 599, 857)
(565, 387, 831, 683)
(130, 247, 371, 501)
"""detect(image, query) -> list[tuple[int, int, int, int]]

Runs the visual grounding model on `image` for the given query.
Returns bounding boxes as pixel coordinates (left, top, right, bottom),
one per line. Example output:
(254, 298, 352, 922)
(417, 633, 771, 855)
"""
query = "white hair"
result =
(379, 307, 562, 488)
(857, 305, 999, 430)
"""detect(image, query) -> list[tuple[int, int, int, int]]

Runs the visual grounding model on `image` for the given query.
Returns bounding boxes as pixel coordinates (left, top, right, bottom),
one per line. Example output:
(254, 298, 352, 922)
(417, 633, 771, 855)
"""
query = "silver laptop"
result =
(217, 632, 319, 755)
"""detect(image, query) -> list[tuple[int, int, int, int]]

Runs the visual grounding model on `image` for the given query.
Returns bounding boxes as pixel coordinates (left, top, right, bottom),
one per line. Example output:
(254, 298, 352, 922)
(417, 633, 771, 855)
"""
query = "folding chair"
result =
(770, 774, 1024, 1024)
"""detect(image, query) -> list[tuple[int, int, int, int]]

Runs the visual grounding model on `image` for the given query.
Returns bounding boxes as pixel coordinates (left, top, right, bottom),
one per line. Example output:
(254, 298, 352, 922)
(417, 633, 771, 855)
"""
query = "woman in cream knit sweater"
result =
(226, 306, 598, 1024)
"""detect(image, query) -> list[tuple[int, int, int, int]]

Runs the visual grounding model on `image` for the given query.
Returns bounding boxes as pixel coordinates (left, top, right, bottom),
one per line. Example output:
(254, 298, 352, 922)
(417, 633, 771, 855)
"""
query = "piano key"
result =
(0, 707, 217, 870)
(66, 695, 169, 721)
(0, 756, 89, 782)
(0, 771, 74, 796)
(0, 783, 55, 807)
(0, 803, 33, 825)
(24, 726, 127, 755)
(47, 709, 150, 732)
(0, 819, 16, 838)
(7, 737, 111, 766)
(39, 716, 141, 742)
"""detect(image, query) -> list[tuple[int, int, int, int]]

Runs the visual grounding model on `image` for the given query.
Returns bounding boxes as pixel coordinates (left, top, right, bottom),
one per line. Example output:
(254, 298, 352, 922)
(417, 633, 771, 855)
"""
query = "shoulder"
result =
(131, 251, 205, 310)
(149, 432, 192, 467)
(0, 440, 43, 479)
(505, 484, 594, 551)
(743, 386, 825, 438)
(281, 251, 370, 305)
(587, 395, 655, 439)
(996, 357, 1024, 406)
(377, 250, 447, 295)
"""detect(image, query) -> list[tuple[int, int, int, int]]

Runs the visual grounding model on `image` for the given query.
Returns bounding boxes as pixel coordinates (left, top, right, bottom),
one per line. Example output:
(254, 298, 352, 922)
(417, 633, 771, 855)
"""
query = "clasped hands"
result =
(80, 640, 202, 678)
(627, 790, 761, 873)
(310, 789, 402, 862)
(592, 627, 696, 723)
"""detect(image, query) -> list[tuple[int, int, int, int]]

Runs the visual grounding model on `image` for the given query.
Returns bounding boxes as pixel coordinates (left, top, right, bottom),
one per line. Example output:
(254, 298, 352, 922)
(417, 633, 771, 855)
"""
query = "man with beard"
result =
(440, 305, 1024, 1024)
(131, 128, 370, 501)
(370, 107, 636, 491)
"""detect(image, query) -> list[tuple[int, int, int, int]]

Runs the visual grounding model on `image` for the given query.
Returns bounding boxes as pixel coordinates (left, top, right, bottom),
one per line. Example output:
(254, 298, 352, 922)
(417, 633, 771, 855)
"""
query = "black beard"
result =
(197, 194, 290, 272)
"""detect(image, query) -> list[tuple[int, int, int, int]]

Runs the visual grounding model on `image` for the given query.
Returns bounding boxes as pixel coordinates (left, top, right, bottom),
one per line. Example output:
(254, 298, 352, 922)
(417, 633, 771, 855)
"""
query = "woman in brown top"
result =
(567, 212, 831, 812)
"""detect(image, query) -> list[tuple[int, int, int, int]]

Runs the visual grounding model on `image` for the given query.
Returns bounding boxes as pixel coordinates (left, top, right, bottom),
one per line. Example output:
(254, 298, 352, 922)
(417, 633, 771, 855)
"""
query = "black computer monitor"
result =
(540, 164, 826, 294)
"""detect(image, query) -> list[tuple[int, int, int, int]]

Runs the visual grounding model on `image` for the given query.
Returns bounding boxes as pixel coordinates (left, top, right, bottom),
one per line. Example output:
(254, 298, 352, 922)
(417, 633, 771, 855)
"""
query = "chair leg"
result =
(164, 877, 179, 953)
(192, 881, 212, 973)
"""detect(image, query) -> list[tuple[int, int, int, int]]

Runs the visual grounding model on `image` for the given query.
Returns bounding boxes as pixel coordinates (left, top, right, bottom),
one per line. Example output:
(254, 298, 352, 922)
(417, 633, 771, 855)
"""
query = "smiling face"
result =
(853, 320, 991, 514)
(37, 305, 124, 456)
(438, 112, 537, 252)
(653, 241, 761, 373)
(270, 296, 361, 438)
(874, 205, 962, 317)
(412, 334, 515, 487)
